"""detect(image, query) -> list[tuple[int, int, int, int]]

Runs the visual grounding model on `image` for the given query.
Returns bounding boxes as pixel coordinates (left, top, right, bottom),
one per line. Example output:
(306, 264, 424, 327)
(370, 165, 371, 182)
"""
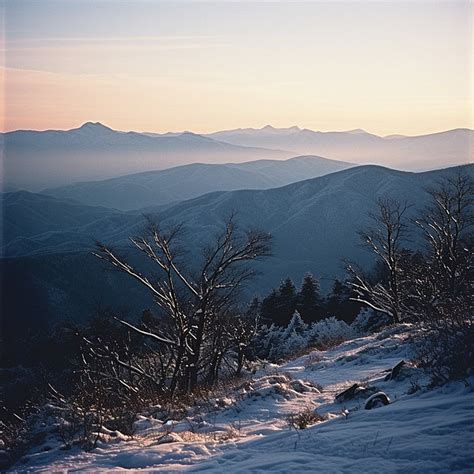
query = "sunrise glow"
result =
(2, 1, 472, 135)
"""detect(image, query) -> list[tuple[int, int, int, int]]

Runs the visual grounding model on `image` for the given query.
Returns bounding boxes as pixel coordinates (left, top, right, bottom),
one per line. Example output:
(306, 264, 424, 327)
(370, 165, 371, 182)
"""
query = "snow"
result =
(257, 314, 356, 361)
(13, 325, 474, 473)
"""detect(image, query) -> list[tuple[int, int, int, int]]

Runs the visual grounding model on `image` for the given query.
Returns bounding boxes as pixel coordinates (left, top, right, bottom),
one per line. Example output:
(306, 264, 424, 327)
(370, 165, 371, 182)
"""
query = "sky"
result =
(1, 0, 472, 135)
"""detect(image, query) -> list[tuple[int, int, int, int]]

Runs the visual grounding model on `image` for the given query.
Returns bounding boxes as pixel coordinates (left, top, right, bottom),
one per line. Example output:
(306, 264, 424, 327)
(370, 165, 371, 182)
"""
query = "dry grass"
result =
(286, 408, 327, 430)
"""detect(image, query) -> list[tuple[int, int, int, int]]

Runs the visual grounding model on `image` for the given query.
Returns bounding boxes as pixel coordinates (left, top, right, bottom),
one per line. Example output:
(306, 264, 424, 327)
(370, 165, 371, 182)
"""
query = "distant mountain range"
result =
(2, 123, 472, 190)
(42, 155, 355, 211)
(2, 191, 133, 256)
(2, 164, 472, 336)
(207, 126, 473, 171)
(1, 122, 291, 190)
(150, 164, 472, 293)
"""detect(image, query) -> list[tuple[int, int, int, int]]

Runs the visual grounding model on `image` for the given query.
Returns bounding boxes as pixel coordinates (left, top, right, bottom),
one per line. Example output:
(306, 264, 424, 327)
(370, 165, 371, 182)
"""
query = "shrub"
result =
(309, 317, 355, 348)
(286, 408, 325, 430)
(254, 315, 355, 362)
(351, 308, 391, 334)
(415, 318, 474, 385)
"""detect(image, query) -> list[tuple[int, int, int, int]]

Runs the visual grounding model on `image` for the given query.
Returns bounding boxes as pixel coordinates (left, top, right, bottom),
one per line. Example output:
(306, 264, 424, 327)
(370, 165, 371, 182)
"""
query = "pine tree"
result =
(327, 278, 362, 323)
(260, 289, 278, 324)
(297, 273, 322, 323)
(274, 278, 297, 326)
(284, 310, 308, 336)
(327, 279, 344, 316)
(277, 310, 312, 356)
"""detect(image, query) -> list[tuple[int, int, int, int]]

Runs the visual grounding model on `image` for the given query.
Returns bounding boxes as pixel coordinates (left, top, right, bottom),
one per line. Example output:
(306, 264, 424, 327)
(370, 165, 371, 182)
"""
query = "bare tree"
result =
(410, 172, 474, 382)
(232, 311, 260, 377)
(415, 173, 473, 302)
(221, 305, 260, 378)
(93, 216, 271, 394)
(348, 173, 473, 326)
(347, 198, 411, 323)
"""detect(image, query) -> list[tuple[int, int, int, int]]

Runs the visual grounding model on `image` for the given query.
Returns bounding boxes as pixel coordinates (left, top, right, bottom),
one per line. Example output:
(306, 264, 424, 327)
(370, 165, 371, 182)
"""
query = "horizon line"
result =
(2, 121, 473, 139)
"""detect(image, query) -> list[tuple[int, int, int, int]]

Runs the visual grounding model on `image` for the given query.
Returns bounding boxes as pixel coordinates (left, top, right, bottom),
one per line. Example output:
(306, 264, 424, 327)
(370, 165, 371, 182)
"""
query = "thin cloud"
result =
(5, 35, 225, 46)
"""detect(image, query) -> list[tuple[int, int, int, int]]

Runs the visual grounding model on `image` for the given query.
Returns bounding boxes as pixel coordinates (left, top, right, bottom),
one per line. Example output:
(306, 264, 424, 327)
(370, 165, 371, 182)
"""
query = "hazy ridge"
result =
(2, 123, 471, 190)
(41, 155, 355, 211)
(2, 164, 471, 332)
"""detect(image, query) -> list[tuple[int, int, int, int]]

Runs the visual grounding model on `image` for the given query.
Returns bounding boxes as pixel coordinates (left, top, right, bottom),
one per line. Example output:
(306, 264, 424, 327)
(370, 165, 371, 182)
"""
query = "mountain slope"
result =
(149, 164, 473, 292)
(1, 123, 291, 190)
(1, 191, 141, 257)
(207, 126, 473, 171)
(4, 123, 472, 191)
(42, 156, 355, 211)
(14, 325, 474, 472)
(2, 164, 471, 331)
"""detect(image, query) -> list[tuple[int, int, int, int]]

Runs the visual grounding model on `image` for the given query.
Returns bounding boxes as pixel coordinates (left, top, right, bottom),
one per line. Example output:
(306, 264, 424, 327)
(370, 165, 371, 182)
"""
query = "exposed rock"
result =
(385, 360, 406, 381)
(267, 375, 290, 384)
(335, 383, 378, 402)
(290, 380, 320, 394)
(157, 432, 183, 444)
(335, 383, 359, 402)
(365, 392, 391, 410)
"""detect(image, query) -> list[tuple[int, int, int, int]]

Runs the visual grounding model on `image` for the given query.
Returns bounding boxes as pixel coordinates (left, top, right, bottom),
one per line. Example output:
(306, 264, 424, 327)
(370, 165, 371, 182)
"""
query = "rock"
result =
(267, 375, 290, 385)
(335, 384, 378, 402)
(384, 360, 406, 381)
(365, 391, 390, 410)
(335, 383, 359, 402)
(290, 380, 320, 394)
(157, 432, 183, 444)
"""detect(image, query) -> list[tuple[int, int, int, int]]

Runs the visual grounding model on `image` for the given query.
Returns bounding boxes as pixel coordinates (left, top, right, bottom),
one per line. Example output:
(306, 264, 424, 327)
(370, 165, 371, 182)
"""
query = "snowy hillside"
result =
(15, 325, 474, 472)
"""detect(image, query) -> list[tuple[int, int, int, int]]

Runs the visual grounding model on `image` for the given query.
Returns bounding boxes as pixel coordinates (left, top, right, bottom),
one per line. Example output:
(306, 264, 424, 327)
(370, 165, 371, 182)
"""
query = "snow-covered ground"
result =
(13, 326, 474, 473)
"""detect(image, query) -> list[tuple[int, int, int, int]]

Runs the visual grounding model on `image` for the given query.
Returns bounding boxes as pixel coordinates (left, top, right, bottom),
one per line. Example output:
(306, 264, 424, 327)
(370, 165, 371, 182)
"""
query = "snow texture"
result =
(13, 326, 474, 473)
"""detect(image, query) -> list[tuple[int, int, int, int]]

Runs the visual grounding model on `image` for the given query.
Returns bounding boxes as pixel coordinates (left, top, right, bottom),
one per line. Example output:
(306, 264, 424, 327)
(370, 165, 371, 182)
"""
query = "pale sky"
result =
(1, 0, 472, 135)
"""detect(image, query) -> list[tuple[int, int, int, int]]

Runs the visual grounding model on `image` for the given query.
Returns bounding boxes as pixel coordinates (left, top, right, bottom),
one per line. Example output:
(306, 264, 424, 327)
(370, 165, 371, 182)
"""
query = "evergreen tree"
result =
(326, 279, 344, 316)
(260, 289, 278, 324)
(326, 278, 362, 324)
(274, 278, 297, 326)
(284, 310, 308, 336)
(297, 273, 322, 322)
(280, 311, 308, 356)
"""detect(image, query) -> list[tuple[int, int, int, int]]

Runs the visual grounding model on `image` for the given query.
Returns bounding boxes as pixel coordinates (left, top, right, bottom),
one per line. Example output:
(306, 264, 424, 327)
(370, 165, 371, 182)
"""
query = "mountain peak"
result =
(179, 131, 214, 142)
(261, 125, 301, 132)
(77, 122, 114, 132)
(180, 131, 204, 138)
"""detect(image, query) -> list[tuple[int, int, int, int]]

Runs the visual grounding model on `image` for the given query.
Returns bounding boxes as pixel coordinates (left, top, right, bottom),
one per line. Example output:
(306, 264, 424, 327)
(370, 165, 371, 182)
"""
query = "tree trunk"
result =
(236, 346, 245, 376)
(187, 306, 206, 392)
